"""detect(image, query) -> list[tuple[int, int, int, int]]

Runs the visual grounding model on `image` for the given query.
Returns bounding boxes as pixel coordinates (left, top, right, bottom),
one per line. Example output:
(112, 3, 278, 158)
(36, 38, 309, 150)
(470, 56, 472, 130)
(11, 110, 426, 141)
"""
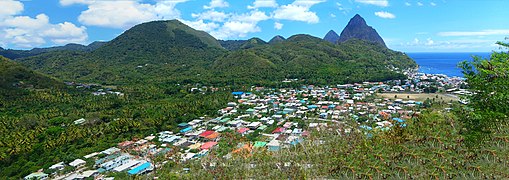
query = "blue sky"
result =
(0, 0, 508, 52)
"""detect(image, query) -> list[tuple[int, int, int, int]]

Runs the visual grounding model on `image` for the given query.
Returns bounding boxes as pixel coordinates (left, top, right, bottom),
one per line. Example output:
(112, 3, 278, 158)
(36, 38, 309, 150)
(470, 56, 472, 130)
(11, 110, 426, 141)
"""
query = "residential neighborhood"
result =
(25, 72, 465, 180)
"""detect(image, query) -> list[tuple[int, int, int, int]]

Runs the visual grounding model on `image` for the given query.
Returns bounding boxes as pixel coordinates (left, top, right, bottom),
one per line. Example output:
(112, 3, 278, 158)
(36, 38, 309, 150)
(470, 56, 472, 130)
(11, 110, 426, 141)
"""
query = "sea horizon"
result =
(406, 52, 491, 77)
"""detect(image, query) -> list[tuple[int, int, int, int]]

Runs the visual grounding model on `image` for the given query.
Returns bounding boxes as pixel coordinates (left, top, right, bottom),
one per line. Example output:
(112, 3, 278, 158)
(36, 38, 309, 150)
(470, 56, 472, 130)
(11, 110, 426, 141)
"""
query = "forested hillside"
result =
(15, 19, 415, 86)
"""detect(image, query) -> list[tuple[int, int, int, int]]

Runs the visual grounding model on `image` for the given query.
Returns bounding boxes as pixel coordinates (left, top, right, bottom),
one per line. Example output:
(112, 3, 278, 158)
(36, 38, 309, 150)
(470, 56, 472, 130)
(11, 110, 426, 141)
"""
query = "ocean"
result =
(406, 52, 491, 77)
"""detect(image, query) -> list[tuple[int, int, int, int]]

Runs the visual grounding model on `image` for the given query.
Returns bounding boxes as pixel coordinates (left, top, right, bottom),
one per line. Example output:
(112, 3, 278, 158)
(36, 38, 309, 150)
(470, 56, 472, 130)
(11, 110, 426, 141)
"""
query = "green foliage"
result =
(15, 21, 415, 87)
(458, 41, 509, 145)
(0, 85, 234, 179)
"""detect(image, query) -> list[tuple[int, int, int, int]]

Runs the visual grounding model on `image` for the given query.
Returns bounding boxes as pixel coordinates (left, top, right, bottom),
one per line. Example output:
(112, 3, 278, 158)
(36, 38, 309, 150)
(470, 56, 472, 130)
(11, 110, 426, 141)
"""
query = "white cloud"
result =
(274, 22, 283, 30)
(430, 2, 436, 6)
(405, 2, 411, 6)
(0, 13, 87, 48)
(438, 29, 509, 36)
(330, 13, 336, 18)
(59, 0, 89, 6)
(179, 19, 219, 32)
(417, 2, 424, 6)
(425, 38, 434, 45)
(0, 0, 23, 19)
(204, 0, 229, 9)
(273, 0, 325, 24)
(248, 0, 278, 9)
(183, 10, 270, 39)
(374, 11, 396, 19)
(232, 10, 270, 22)
(399, 38, 499, 51)
(355, 0, 389, 7)
(74, 0, 189, 29)
(191, 10, 229, 22)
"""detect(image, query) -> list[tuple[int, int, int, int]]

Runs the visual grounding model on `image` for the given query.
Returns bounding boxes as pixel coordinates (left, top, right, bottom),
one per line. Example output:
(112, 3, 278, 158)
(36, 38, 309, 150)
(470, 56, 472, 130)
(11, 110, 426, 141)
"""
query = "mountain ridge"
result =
(15, 17, 415, 85)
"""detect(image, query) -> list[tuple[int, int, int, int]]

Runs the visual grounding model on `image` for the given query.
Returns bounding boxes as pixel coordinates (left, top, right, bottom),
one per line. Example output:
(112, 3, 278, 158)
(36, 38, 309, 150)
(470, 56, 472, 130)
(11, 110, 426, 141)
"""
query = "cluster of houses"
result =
(25, 141, 160, 179)
(25, 72, 466, 179)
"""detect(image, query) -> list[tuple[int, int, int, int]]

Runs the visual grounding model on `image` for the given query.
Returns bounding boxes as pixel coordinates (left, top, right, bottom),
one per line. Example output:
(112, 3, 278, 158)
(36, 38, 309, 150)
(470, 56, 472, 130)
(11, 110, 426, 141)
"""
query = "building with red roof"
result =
(272, 127, 285, 134)
(237, 128, 249, 134)
(199, 130, 215, 138)
(201, 142, 218, 150)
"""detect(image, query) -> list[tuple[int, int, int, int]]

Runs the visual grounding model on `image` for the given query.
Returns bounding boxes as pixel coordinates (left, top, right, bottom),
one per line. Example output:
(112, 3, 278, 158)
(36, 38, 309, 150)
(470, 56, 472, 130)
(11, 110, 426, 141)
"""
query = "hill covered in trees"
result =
(15, 16, 415, 86)
(0, 56, 63, 99)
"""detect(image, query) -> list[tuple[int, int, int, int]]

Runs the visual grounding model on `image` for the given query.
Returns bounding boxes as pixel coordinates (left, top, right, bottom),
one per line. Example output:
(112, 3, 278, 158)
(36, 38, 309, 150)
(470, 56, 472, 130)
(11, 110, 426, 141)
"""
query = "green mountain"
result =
(16, 18, 416, 86)
(238, 38, 267, 49)
(18, 20, 226, 84)
(268, 35, 286, 44)
(219, 40, 247, 51)
(212, 34, 415, 84)
(0, 56, 62, 98)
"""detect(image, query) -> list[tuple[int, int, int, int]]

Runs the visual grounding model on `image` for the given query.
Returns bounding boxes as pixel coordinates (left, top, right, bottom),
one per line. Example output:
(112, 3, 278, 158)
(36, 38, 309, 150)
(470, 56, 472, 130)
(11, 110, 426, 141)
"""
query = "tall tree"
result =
(459, 40, 509, 144)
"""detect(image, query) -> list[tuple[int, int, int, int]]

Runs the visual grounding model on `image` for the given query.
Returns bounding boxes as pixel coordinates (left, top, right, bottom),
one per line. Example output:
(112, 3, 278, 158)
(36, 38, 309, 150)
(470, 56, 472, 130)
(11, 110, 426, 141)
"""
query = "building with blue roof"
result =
(180, 127, 192, 133)
(128, 162, 153, 175)
(178, 123, 189, 128)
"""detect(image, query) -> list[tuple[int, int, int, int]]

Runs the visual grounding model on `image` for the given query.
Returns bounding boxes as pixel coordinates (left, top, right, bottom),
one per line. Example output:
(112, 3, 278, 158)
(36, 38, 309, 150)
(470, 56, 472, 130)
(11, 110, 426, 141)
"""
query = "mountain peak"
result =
(269, 35, 286, 44)
(338, 14, 386, 47)
(323, 30, 340, 43)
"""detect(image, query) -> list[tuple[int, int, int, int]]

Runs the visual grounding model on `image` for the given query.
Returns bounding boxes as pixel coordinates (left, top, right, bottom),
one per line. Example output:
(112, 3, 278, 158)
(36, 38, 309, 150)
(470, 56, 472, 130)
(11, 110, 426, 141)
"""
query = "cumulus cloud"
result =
(0, 1, 87, 48)
(374, 11, 396, 19)
(405, 2, 411, 6)
(430, 2, 437, 6)
(63, 0, 189, 29)
(179, 19, 219, 32)
(0, 0, 23, 19)
(417, 2, 424, 6)
(438, 29, 509, 36)
(182, 10, 270, 39)
(204, 0, 229, 9)
(273, 0, 325, 24)
(274, 22, 283, 30)
(191, 10, 229, 22)
(248, 0, 278, 9)
(355, 0, 389, 7)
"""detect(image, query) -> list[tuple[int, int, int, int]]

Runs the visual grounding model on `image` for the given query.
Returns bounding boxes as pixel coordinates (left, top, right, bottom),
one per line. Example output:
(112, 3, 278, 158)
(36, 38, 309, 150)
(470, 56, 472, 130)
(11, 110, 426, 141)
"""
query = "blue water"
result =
(406, 52, 491, 77)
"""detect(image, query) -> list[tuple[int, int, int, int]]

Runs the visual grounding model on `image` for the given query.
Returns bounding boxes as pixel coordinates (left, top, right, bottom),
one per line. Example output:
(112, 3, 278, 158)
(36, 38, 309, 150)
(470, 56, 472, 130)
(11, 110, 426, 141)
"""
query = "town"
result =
(24, 72, 467, 180)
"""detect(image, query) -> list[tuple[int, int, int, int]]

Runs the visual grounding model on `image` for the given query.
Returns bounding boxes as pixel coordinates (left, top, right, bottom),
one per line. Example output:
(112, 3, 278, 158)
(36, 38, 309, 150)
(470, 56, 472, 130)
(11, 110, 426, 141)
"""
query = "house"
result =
(69, 159, 86, 168)
(227, 120, 242, 127)
(101, 147, 121, 155)
(267, 140, 281, 151)
(101, 155, 130, 171)
(237, 127, 250, 135)
(113, 160, 141, 172)
(128, 162, 153, 175)
(49, 162, 65, 171)
(80, 170, 99, 179)
(74, 118, 86, 125)
(247, 122, 261, 130)
(201, 142, 218, 150)
(272, 127, 285, 134)
(199, 131, 215, 138)
(84, 152, 99, 159)
(253, 141, 267, 148)
(178, 123, 189, 128)
(180, 126, 193, 133)
(24, 172, 48, 180)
